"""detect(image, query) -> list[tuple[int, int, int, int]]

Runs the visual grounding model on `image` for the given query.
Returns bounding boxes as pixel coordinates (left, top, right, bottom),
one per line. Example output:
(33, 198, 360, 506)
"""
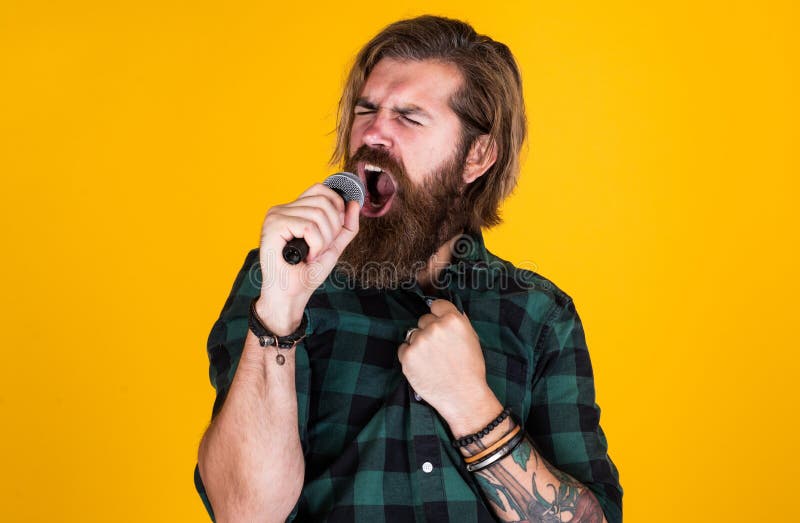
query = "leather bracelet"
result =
(248, 297, 308, 349)
(463, 425, 521, 464)
(466, 431, 525, 472)
(452, 407, 511, 448)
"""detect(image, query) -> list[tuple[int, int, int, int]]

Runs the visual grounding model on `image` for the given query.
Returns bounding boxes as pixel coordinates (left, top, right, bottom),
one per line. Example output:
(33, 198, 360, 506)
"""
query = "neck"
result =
(416, 234, 462, 294)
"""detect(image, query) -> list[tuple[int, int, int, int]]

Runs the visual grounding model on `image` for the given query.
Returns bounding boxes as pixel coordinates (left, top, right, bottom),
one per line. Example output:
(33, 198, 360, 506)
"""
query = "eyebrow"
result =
(355, 98, 433, 120)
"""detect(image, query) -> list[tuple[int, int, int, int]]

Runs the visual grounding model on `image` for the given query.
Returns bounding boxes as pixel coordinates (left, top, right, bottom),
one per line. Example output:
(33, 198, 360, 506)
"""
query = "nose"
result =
(359, 110, 393, 149)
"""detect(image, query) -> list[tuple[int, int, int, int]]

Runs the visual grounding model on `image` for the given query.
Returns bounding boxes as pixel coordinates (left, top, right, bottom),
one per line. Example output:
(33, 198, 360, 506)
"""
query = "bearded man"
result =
(195, 15, 622, 523)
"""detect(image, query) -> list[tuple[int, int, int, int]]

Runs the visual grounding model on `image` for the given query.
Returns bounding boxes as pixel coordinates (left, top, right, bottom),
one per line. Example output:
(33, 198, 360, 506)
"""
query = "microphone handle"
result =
(283, 238, 309, 265)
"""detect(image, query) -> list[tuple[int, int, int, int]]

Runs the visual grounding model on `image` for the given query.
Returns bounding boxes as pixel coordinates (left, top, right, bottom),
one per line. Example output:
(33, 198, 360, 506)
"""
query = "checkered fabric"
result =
(194, 231, 622, 522)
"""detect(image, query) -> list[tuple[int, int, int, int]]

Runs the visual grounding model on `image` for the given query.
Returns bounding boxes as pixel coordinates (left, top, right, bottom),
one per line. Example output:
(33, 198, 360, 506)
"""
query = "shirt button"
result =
(421, 462, 434, 474)
(413, 392, 423, 402)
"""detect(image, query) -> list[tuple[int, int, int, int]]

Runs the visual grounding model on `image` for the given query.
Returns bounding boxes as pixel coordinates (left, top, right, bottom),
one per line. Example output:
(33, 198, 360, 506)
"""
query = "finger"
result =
(297, 183, 346, 214)
(344, 199, 360, 233)
(316, 200, 360, 267)
(275, 205, 337, 253)
(397, 341, 410, 363)
(288, 193, 345, 229)
(267, 214, 327, 262)
(428, 299, 459, 317)
(417, 313, 437, 329)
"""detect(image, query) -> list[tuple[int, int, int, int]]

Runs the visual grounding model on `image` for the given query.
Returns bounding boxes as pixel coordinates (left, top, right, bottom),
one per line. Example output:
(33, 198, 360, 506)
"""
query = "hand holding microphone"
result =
(282, 172, 365, 264)
(256, 173, 364, 336)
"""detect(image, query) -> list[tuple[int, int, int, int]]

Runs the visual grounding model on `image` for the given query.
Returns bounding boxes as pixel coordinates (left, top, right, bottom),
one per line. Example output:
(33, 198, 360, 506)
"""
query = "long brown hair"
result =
(332, 15, 527, 230)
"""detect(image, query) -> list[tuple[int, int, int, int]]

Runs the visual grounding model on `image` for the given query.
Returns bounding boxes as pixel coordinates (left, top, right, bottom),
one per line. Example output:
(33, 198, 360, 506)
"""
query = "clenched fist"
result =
(397, 299, 503, 437)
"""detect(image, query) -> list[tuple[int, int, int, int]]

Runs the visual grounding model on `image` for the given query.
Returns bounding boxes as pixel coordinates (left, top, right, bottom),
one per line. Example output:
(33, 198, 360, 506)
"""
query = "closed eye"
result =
(354, 110, 421, 126)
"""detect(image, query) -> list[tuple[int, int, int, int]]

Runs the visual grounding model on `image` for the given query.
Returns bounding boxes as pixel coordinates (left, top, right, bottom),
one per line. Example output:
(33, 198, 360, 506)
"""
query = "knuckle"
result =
(310, 206, 326, 221)
(305, 222, 322, 242)
(316, 202, 337, 223)
(443, 312, 460, 325)
(321, 195, 343, 214)
(318, 190, 344, 211)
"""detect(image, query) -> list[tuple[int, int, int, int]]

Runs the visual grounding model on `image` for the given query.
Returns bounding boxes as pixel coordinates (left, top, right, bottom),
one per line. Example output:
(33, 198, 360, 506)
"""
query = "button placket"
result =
(408, 393, 447, 519)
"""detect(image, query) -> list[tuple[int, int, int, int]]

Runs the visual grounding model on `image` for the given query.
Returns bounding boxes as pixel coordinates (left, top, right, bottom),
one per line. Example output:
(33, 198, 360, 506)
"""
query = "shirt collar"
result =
(430, 229, 502, 294)
(326, 229, 497, 296)
(448, 229, 490, 265)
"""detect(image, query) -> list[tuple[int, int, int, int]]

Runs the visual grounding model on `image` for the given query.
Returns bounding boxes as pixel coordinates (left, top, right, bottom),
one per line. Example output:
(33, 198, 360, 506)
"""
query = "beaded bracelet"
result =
(451, 407, 511, 448)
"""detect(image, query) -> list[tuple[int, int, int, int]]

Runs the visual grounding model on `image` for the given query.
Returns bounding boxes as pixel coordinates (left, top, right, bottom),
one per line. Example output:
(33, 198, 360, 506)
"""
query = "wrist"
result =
(442, 389, 503, 438)
(255, 296, 305, 336)
(456, 418, 515, 458)
(240, 330, 296, 368)
(249, 297, 307, 365)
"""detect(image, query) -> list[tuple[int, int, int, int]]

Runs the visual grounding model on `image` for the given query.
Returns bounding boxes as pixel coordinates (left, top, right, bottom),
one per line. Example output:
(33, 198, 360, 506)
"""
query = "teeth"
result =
(364, 164, 383, 173)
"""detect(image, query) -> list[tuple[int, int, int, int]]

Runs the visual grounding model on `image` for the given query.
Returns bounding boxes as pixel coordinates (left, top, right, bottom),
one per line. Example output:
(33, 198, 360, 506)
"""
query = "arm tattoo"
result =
(471, 436, 605, 523)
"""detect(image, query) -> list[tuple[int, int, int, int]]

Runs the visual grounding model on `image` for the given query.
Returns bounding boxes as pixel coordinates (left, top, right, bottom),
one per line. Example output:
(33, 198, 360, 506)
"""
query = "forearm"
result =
(198, 331, 304, 522)
(462, 418, 606, 523)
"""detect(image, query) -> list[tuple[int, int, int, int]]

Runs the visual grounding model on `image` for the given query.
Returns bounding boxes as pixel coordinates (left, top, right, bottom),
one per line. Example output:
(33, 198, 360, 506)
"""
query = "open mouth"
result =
(359, 162, 398, 217)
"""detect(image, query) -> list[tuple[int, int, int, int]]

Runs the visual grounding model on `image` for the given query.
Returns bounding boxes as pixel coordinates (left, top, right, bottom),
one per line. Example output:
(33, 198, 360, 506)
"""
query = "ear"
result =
(462, 134, 498, 184)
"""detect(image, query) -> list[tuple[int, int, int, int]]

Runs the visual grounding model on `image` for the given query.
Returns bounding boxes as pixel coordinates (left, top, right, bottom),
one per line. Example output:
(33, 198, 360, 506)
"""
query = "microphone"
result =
(282, 172, 366, 265)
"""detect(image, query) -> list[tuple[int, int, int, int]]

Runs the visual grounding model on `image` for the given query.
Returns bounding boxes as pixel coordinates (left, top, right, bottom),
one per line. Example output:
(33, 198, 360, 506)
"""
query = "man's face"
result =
(337, 58, 472, 289)
(347, 57, 467, 215)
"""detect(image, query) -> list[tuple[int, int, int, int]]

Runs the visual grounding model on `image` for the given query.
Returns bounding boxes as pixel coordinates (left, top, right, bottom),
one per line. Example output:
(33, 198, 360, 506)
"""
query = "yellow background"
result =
(1, 1, 796, 521)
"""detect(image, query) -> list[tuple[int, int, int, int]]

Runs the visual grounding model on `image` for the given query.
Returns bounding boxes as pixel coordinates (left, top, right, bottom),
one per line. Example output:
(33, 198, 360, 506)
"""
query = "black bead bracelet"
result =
(452, 407, 511, 448)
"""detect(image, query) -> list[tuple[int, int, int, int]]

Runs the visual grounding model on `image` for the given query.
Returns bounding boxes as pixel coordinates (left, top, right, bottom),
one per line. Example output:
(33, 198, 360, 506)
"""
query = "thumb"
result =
(314, 200, 360, 268)
(429, 298, 461, 317)
(335, 200, 361, 250)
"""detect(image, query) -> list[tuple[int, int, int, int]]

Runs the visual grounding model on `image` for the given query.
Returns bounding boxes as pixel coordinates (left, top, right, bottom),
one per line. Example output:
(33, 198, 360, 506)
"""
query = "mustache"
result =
(345, 145, 406, 179)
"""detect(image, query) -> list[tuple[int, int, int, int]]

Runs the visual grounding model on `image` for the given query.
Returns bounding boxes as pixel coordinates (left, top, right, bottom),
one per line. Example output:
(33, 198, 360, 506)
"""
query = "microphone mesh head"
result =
(324, 172, 366, 208)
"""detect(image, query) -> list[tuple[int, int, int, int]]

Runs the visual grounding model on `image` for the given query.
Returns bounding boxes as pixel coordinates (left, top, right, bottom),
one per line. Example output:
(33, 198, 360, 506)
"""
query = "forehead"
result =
(360, 58, 464, 115)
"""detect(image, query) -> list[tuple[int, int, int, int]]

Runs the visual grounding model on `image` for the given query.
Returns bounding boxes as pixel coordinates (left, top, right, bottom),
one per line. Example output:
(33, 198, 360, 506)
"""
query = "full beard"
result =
(336, 145, 470, 289)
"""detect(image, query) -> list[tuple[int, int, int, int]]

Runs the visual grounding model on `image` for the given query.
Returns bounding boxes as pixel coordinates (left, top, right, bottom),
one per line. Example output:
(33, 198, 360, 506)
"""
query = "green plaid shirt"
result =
(194, 231, 622, 522)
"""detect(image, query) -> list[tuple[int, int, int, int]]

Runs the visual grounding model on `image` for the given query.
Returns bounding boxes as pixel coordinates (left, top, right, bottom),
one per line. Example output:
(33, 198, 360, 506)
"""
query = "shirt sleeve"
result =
(525, 298, 623, 522)
(195, 248, 311, 522)
(194, 248, 263, 522)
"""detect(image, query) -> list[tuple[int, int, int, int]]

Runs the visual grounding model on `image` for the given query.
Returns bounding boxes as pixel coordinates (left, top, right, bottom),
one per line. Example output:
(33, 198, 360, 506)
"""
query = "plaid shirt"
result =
(194, 231, 622, 522)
